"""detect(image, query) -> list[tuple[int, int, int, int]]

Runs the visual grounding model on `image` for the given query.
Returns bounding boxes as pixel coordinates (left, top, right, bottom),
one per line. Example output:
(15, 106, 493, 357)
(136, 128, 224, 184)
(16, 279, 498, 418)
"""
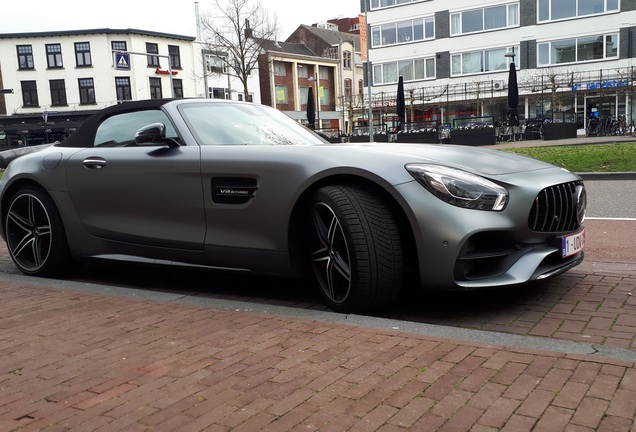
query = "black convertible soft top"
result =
(60, 99, 175, 148)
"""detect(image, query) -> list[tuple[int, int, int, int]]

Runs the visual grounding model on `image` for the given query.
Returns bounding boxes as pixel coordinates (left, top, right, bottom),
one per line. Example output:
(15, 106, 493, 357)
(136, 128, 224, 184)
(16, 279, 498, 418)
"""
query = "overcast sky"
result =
(1, 0, 361, 40)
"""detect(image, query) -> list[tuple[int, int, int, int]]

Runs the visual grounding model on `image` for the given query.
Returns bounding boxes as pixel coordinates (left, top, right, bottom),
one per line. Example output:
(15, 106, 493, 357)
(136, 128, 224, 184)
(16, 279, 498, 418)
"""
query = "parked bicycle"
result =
(586, 115, 621, 137)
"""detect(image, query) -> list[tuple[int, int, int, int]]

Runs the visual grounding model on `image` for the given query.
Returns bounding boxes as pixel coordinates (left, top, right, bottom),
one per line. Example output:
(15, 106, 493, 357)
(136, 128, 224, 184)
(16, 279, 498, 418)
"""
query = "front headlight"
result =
(406, 164, 508, 211)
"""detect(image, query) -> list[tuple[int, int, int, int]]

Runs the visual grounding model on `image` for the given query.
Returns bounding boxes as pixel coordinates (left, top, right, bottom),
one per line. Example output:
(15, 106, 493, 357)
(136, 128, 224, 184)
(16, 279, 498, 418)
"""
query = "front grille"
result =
(528, 181, 583, 232)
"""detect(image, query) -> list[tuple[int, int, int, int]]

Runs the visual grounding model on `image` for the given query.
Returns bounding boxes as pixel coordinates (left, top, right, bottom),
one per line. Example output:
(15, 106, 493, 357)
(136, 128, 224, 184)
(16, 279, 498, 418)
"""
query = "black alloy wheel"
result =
(309, 185, 403, 313)
(5, 186, 72, 277)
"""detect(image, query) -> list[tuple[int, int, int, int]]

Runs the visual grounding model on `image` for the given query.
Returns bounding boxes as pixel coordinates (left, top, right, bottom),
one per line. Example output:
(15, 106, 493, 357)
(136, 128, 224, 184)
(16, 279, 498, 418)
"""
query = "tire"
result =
(4, 186, 73, 277)
(309, 185, 403, 313)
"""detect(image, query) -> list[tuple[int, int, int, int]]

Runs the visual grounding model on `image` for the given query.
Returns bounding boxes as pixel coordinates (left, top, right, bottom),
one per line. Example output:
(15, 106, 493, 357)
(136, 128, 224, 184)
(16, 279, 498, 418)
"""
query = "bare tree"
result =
(199, 0, 279, 100)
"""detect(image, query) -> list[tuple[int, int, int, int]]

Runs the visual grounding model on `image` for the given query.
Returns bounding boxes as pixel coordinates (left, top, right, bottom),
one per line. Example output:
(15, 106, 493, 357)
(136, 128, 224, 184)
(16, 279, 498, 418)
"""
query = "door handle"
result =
(82, 157, 106, 169)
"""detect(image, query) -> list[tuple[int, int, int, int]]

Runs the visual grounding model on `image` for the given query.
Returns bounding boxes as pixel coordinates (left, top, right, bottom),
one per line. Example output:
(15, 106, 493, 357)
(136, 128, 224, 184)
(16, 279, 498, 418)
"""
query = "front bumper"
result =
(393, 170, 585, 291)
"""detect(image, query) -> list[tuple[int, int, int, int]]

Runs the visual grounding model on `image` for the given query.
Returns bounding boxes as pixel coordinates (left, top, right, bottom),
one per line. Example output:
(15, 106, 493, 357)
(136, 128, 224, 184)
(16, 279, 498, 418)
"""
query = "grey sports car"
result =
(0, 98, 586, 313)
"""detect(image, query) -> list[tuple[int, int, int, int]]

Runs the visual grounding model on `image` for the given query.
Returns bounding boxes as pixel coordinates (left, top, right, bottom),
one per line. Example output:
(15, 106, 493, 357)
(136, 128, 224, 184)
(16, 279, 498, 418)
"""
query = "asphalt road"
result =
(584, 179, 636, 219)
(580, 179, 636, 263)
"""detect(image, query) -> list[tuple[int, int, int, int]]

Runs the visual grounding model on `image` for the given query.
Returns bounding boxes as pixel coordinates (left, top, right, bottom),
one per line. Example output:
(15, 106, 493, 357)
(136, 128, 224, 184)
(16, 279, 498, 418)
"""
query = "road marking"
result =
(586, 217, 636, 221)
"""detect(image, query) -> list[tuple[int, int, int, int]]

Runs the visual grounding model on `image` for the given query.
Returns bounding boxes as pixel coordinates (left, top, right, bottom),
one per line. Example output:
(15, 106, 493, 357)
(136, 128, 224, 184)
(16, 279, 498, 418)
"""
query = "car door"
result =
(65, 109, 205, 250)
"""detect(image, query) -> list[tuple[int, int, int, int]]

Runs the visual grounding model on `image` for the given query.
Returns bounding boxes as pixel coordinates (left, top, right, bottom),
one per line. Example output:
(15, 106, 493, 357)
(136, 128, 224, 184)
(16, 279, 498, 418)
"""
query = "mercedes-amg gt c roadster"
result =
(0, 99, 586, 313)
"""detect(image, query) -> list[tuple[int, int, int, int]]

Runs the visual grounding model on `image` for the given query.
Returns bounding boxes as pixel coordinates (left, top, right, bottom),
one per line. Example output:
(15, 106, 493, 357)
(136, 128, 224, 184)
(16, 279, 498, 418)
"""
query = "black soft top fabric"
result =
(59, 99, 174, 148)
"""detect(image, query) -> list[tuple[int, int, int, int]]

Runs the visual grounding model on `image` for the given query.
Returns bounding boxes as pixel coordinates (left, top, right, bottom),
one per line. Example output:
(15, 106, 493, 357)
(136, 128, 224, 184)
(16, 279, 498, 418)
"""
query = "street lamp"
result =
(308, 72, 320, 128)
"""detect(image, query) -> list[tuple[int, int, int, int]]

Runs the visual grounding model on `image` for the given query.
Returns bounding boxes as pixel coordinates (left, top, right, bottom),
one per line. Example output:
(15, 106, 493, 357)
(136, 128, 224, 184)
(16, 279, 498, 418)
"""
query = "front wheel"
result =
(4, 186, 73, 277)
(308, 185, 403, 313)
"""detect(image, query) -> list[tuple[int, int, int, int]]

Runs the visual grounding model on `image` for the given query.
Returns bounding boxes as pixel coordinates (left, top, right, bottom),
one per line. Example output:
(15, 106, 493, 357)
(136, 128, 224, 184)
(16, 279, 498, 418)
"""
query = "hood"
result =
(349, 143, 559, 176)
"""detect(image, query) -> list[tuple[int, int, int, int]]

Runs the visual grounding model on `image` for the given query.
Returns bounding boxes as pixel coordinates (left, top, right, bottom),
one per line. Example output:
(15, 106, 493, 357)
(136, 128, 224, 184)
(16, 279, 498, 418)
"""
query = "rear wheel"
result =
(309, 185, 403, 313)
(4, 186, 73, 277)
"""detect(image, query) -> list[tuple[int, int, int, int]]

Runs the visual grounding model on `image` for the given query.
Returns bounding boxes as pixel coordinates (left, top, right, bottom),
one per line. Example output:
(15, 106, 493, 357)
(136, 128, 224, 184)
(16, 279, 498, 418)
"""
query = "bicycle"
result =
(585, 116, 600, 137)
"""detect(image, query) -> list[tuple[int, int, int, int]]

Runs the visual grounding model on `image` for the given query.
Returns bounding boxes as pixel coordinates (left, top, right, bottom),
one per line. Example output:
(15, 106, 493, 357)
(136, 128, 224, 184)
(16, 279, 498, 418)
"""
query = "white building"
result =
(0, 28, 199, 114)
(195, 42, 261, 103)
(0, 28, 200, 145)
(364, 0, 636, 133)
(0, 27, 266, 146)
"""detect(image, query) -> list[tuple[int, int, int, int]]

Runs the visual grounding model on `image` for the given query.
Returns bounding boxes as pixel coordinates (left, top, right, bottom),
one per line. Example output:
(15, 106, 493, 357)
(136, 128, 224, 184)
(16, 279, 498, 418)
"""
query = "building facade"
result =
(286, 25, 364, 135)
(0, 25, 354, 146)
(0, 28, 196, 146)
(257, 40, 340, 134)
(195, 44, 261, 103)
(364, 0, 636, 134)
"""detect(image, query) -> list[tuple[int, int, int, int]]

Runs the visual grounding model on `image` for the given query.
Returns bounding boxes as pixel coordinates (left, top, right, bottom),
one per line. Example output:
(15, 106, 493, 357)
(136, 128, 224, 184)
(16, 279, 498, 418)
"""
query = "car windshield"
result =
(178, 102, 327, 146)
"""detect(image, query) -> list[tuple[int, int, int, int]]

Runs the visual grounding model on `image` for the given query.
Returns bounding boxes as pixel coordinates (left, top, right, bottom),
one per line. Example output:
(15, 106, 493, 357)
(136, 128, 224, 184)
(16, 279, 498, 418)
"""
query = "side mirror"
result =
(135, 123, 166, 144)
(135, 123, 180, 148)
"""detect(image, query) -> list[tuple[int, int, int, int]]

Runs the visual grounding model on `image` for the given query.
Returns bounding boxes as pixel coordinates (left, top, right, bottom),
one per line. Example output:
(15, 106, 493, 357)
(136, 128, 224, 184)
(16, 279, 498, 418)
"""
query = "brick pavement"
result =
(379, 251, 636, 352)
(1, 272, 636, 431)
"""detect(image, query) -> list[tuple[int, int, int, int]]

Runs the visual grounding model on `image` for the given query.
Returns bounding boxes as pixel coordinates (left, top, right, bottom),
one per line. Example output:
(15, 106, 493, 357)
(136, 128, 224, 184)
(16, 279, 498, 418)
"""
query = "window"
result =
(237, 93, 254, 102)
(115, 77, 132, 102)
(21, 81, 38, 107)
(146, 42, 160, 67)
(206, 54, 227, 73)
(370, 0, 424, 9)
(372, 16, 434, 47)
(112, 41, 127, 52)
(75, 42, 92, 67)
(274, 62, 287, 76)
(78, 78, 95, 104)
(539, 0, 619, 22)
(169, 45, 181, 68)
(172, 78, 183, 98)
(318, 86, 330, 106)
(297, 64, 309, 78)
(149, 77, 162, 99)
(50, 79, 67, 106)
(344, 79, 352, 98)
(343, 51, 352, 69)
(299, 86, 310, 105)
(538, 33, 618, 66)
(451, 3, 519, 35)
(358, 80, 364, 97)
(275, 84, 288, 104)
(17, 45, 34, 70)
(46, 44, 63, 69)
(373, 57, 435, 84)
(94, 110, 178, 147)
(210, 87, 225, 99)
(451, 47, 516, 76)
(605, 34, 619, 58)
(318, 66, 329, 81)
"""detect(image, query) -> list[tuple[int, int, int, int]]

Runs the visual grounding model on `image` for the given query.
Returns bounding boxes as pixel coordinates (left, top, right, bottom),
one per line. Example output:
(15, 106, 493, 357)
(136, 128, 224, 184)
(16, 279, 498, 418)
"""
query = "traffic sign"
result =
(115, 53, 131, 71)
(0, 89, 13, 94)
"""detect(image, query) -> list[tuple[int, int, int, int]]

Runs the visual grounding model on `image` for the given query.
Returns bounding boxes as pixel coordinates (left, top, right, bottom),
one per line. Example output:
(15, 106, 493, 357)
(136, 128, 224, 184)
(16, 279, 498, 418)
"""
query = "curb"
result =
(577, 172, 636, 180)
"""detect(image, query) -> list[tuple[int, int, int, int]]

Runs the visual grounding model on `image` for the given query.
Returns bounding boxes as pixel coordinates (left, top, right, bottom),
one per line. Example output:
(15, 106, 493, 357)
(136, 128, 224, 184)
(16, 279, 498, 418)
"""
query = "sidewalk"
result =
(484, 132, 636, 149)
(1, 267, 635, 431)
